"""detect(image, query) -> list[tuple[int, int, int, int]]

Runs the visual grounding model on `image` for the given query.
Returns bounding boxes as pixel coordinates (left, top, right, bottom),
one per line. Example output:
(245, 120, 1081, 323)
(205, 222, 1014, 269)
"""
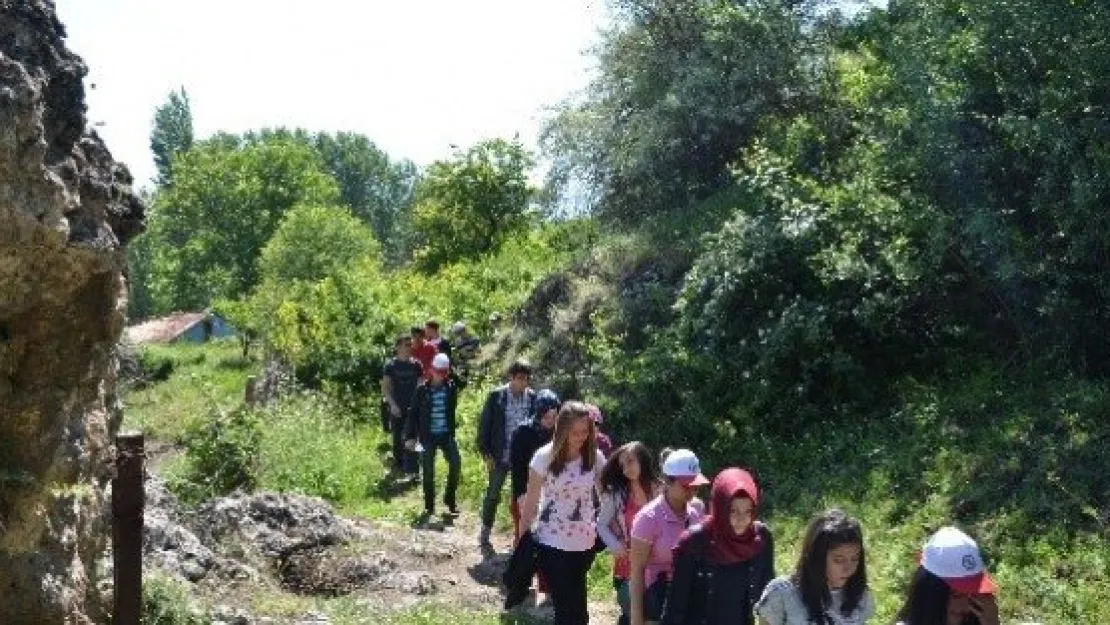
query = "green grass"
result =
(126, 342, 1110, 624)
(123, 340, 255, 441)
(712, 369, 1110, 624)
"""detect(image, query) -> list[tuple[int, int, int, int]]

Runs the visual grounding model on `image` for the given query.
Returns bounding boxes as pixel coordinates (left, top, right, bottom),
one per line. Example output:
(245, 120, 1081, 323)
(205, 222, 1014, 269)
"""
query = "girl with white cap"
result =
(629, 448, 710, 625)
(895, 527, 1000, 625)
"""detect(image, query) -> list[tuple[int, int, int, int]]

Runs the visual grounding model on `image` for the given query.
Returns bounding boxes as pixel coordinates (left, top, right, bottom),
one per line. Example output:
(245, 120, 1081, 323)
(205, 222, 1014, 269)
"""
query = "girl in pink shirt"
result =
(629, 449, 710, 625)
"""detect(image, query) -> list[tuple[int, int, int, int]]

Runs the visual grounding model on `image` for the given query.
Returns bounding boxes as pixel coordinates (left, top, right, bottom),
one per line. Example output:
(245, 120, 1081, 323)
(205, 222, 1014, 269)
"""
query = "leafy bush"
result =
(259, 204, 382, 285)
(255, 393, 380, 504)
(242, 220, 593, 392)
(409, 139, 534, 271)
(145, 135, 341, 314)
(174, 407, 262, 503)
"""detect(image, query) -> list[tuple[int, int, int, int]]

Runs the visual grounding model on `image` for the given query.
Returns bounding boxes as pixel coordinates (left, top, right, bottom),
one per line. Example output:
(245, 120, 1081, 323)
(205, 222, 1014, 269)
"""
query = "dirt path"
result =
(147, 473, 618, 624)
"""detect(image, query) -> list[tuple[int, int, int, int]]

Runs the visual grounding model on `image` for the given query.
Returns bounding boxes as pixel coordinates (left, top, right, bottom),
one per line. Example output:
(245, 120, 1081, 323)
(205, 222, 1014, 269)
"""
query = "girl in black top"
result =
(664, 468, 774, 625)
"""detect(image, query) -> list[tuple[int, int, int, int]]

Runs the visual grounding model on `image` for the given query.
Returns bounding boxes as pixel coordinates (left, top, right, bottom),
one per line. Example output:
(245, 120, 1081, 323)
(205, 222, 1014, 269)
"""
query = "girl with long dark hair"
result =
(894, 527, 1000, 625)
(755, 509, 874, 625)
(598, 442, 664, 625)
(519, 401, 607, 624)
(662, 468, 775, 625)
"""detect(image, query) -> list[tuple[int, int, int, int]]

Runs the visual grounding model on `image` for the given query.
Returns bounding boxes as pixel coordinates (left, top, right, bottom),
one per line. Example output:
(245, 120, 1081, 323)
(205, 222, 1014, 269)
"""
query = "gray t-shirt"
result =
(755, 576, 875, 625)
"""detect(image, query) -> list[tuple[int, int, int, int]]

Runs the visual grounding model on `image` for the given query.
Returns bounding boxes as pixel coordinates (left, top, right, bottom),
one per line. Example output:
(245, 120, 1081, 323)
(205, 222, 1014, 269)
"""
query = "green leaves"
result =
(259, 204, 381, 285)
(144, 135, 341, 314)
(409, 139, 534, 272)
(150, 87, 194, 187)
(542, 0, 809, 221)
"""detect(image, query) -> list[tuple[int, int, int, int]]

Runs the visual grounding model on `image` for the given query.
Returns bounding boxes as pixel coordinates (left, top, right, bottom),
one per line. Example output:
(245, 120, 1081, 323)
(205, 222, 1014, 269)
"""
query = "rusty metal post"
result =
(113, 432, 144, 625)
(244, 375, 258, 406)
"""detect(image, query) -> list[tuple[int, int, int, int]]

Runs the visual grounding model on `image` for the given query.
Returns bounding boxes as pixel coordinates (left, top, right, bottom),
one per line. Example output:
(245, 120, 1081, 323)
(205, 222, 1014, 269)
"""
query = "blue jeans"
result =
(421, 433, 461, 513)
(614, 578, 630, 625)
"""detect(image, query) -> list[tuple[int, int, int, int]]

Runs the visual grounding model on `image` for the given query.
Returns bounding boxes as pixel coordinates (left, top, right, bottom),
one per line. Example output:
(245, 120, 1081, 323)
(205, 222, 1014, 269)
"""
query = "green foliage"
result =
(250, 221, 588, 391)
(174, 406, 262, 503)
(143, 574, 210, 625)
(254, 393, 381, 504)
(150, 87, 194, 187)
(122, 340, 255, 443)
(126, 227, 156, 321)
(410, 139, 534, 271)
(259, 204, 382, 285)
(311, 132, 419, 263)
(542, 0, 810, 221)
(145, 135, 341, 313)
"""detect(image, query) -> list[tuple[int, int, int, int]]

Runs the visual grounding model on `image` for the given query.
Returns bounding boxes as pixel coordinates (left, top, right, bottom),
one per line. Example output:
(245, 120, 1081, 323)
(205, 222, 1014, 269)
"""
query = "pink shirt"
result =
(630, 494, 703, 588)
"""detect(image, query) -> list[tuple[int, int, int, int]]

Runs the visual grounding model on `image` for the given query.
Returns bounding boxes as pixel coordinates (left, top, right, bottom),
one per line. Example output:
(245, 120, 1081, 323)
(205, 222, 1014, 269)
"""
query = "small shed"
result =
(126, 311, 235, 345)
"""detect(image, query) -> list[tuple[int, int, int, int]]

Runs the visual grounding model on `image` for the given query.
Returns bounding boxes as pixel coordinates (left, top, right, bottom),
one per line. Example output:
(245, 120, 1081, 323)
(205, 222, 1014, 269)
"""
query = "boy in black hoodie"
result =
(509, 389, 561, 540)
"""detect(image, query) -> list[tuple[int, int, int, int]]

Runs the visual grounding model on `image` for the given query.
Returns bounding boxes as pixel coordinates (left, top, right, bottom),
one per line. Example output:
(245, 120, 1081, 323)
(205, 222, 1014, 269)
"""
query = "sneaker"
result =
(445, 503, 461, 516)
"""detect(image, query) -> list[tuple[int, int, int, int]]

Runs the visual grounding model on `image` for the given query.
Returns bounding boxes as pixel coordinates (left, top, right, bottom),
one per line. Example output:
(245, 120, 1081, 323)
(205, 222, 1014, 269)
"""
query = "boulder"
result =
(0, 2, 144, 623)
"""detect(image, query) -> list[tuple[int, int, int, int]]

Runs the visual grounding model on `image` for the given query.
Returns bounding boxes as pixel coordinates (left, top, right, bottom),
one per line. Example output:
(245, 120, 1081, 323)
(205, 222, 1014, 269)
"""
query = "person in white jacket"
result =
(597, 442, 664, 625)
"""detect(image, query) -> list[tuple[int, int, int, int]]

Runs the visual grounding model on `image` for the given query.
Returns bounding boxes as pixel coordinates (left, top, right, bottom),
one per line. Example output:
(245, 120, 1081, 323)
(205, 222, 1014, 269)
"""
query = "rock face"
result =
(0, 2, 144, 623)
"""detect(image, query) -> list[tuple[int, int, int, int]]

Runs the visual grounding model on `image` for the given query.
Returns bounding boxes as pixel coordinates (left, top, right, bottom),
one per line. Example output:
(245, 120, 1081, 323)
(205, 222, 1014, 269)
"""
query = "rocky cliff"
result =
(0, 1, 144, 622)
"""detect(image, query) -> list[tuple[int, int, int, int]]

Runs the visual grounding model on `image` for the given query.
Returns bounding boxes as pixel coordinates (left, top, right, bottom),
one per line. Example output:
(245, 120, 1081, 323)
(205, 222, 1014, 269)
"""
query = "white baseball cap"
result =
(432, 353, 451, 372)
(920, 527, 997, 595)
(661, 449, 710, 487)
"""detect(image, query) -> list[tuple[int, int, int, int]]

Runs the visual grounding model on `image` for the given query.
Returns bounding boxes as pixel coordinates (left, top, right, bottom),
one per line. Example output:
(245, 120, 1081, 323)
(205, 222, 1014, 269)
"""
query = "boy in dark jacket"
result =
(407, 353, 464, 517)
(476, 360, 536, 549)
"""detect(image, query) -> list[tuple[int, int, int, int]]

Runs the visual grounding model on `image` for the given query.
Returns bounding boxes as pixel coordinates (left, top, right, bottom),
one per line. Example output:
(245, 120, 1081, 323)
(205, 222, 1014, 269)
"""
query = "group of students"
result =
(386, 354, 1005, 625)
(379, 320, 479, 515)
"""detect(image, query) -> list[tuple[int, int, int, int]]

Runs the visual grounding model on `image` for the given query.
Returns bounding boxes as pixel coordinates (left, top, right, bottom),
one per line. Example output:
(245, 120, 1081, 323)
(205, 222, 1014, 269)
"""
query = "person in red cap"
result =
(755, 508, 874, 625)
(628, 448, 709, 625)
(663, 468, 775, 625)
(894, 527, 1000, 625)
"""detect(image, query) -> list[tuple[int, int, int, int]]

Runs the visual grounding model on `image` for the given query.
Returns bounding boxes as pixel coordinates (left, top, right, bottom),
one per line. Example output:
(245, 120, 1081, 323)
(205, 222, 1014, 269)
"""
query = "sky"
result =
(54, 0, 610, 189)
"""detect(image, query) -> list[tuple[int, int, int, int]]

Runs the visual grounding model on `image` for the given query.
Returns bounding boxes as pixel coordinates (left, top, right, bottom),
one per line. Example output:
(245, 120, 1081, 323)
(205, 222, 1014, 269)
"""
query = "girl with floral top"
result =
(755, 509, 875, 625)
(519, 401, 607, 625)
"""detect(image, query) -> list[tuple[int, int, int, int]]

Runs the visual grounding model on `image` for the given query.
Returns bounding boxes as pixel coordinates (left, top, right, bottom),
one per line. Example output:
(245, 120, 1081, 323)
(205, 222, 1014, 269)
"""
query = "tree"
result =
(541, 0, 810, 222)
(259, 204, 382, 285)
(409, 139, 533, 271)
(150, 87, 194, 187)
(311, 132, 419, 263)
(146, 136, 340, 313)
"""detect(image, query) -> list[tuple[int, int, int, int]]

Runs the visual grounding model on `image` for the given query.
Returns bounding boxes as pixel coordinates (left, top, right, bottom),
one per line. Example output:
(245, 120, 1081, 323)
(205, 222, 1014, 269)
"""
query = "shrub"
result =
(174, 406, 262, 503)
(143, 575, 210, 625)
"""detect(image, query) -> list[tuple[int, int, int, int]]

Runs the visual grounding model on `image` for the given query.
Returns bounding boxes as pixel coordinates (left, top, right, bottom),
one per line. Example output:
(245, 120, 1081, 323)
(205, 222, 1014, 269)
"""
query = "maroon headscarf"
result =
(703, 468, 763, 565)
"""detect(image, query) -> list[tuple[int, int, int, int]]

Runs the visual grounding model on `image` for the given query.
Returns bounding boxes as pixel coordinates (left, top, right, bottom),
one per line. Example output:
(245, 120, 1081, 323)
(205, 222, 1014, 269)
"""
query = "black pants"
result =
(421, 433, 461, 512)
(390, 409, 418, 474)
(480, 462, 510, 529)
(536, 542, 595, 625)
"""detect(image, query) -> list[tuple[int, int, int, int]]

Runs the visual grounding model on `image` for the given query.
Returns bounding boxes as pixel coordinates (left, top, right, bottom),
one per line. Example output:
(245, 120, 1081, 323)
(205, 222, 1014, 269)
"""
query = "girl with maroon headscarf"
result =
(662, 468, 775, 625)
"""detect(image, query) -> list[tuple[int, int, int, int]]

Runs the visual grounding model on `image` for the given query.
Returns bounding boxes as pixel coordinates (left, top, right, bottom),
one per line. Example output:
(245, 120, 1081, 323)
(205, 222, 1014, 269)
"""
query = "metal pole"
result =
(113, 432, 144, 625)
